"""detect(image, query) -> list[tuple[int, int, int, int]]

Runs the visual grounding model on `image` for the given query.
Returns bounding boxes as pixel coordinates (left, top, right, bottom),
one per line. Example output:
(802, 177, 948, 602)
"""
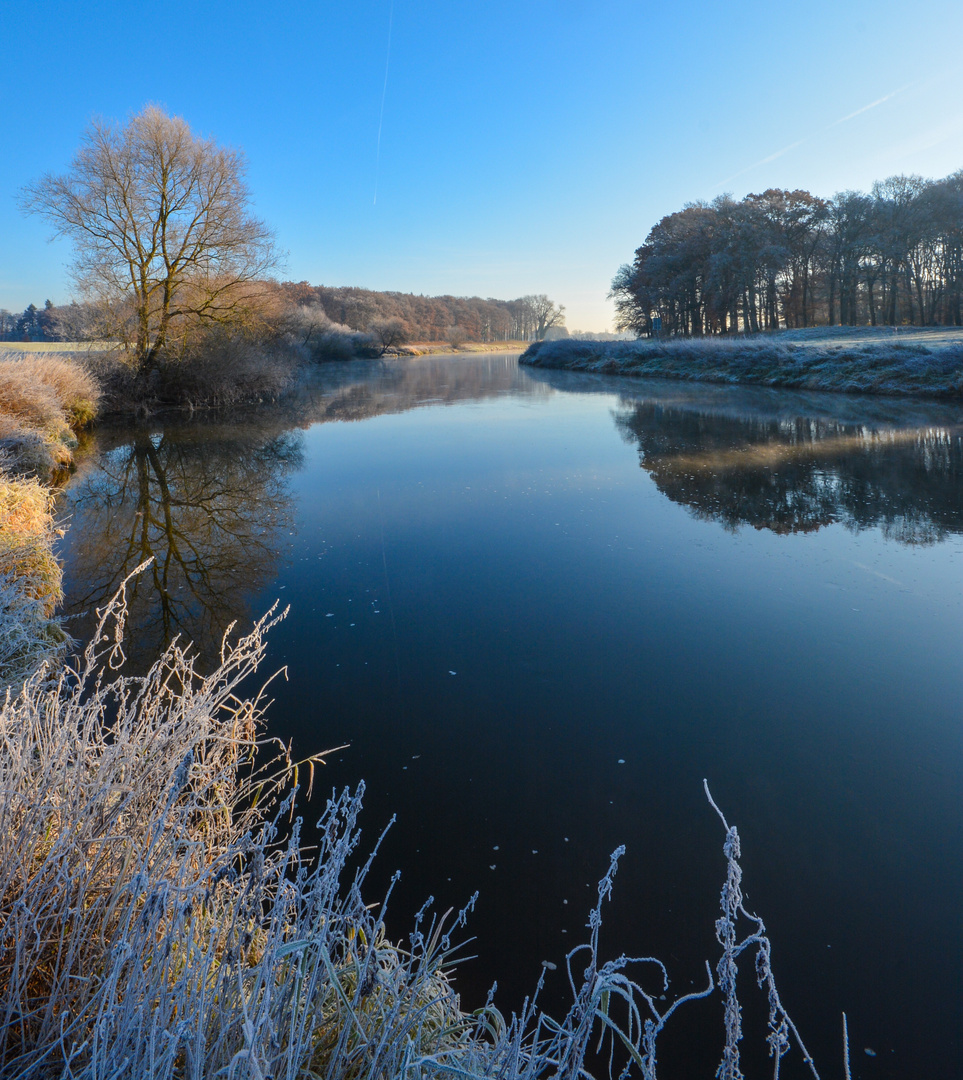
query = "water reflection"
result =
(59, 418, 302, 670)
(297, 352, 545, 422)
(614, 402, 961, 542)
(58, 354, 537, 667)
(523, 367, 961, 543)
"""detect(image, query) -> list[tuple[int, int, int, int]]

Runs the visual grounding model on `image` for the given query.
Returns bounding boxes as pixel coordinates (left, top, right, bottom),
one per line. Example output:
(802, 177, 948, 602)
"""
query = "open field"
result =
(769, 325, 963, 347)
(0, 341, 118, 354)
(521, 326, 963, 398)
(394, 339, 528, 355)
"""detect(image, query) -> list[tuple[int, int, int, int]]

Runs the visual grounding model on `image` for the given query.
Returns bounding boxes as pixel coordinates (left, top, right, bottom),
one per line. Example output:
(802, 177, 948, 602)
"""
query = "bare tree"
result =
(20, 105, 281, 378)
(446, 325, 467, 349)
(521, 294, 566, 340)
(369, 317, 409, 355)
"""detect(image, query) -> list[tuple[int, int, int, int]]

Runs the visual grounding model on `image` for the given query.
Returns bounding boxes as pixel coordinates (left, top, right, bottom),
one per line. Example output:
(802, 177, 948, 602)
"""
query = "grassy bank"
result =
(0, 352, 100, 476)
(394, 340, 528, 356)
(520, 326, 963, 399)
(0, 353, 100, 686)
(0, 471, 68, 688)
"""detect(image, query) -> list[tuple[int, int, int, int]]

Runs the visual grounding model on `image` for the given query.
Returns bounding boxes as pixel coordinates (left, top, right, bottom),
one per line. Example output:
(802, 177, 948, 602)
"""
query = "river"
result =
(57, 353, 962, 1079)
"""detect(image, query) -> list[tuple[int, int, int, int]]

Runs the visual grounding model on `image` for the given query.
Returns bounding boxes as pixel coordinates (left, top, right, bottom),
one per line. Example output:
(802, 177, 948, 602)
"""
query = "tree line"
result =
(1, 287, 568, 351)
(279, 282, 564, 343)
(611, 171, 963, 336)
(0, 299, 108, 343)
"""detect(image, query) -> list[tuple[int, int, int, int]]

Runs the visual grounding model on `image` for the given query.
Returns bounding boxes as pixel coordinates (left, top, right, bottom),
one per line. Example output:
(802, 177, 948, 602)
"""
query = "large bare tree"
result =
(21, 105, 280, 376)
(522, 293, 566, 340)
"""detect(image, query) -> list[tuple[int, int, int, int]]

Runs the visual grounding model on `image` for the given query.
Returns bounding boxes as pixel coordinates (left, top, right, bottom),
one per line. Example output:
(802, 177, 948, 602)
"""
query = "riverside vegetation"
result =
(520, 325, 963, 398)
(0, 353, 100, 687)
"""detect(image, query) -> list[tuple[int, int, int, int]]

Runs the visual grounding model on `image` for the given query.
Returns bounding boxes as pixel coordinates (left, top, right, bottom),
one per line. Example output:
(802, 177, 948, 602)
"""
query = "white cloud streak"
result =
(713, 82, 915, 191)
(828, 83, 913, 127)
(716, 140, 806, 188)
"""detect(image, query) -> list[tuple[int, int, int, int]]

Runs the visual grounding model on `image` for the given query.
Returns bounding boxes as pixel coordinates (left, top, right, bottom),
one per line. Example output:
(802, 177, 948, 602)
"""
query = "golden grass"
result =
(0, 590, 477, 1078)
(0, 471, 66, 688)
(0, 341, 117, 353)
(0, 353, 101, 477)
(0, 363, 64, 433)
(0, 354, 96, 685)
(0, 476, 62, 615)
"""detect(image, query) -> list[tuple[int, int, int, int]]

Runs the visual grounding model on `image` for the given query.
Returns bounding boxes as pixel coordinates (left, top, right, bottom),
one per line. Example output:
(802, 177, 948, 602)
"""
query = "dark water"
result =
(58, 355, 962, 1079)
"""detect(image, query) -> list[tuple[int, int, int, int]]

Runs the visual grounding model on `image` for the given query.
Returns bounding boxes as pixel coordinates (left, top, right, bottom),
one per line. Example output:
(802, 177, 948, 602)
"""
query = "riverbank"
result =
(393, 340, 527, 356)
(520, 326, 963, 399)
(0, 353, 99, 685)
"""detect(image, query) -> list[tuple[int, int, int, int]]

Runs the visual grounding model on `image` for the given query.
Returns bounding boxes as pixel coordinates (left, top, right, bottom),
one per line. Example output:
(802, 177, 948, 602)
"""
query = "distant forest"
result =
(612, 170, 963, 336)
(277, 283, 564, 343)
(1, 289, 567, 346)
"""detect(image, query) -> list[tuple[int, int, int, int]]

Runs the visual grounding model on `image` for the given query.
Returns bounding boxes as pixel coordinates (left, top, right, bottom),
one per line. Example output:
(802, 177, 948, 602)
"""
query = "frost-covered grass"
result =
(521, 329, 963, 399)
(0, 353, 100, 475)
(0, 574, 828, 1080)
(0, 354, 99, 685)
(0, 467, 68, 689)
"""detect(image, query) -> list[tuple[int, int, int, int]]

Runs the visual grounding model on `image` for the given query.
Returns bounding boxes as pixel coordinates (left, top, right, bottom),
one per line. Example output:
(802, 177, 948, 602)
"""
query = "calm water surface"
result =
(58, 355, 962, 1079)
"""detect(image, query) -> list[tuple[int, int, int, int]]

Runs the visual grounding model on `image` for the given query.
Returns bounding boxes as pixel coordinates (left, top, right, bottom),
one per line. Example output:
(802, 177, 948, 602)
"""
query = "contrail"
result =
(373, 0, 394, 205)
(713, 81, 913, 191)
(828, 83, 912, 127)
(716, 140, 806, 188)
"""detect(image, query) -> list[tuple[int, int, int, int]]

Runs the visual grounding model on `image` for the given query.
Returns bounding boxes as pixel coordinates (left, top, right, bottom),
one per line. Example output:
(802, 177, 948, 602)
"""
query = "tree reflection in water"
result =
(614, 401, 962, 542)
(55, 355, 538, 669)
(58, 418, 303, 671)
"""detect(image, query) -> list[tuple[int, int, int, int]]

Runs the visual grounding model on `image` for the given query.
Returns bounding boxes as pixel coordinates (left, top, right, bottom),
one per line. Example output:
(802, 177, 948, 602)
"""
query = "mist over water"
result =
(58, 355, 962, 1079)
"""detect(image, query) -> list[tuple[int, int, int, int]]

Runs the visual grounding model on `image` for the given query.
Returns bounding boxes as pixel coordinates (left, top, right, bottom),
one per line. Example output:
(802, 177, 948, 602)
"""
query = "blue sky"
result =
(2, 0, 961, 331)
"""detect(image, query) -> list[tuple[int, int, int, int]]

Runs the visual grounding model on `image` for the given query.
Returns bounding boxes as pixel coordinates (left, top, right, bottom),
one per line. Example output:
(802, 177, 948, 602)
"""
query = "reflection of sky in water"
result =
(59, 360, 962, 1080)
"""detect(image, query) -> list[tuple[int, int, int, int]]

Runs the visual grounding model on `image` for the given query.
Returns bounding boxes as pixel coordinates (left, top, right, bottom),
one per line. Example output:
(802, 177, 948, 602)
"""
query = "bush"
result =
(284, 304, 381, 363)
(307, 327, 380, 362)
(86, 335, 302, 414)
(158, 335, 300, 408)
